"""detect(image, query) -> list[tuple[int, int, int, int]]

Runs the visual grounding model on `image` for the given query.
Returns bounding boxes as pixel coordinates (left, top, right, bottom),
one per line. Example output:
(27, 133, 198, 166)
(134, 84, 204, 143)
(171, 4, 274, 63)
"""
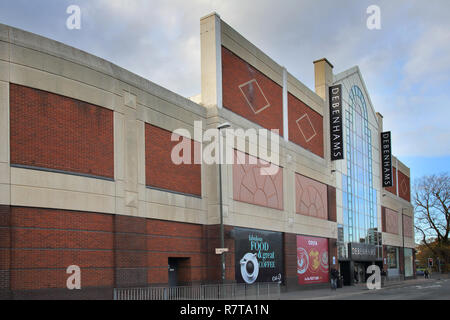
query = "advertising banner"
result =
(381, 131, 393, 187)
(234, 227, 283, 284)
(329, 84, 344, 161)
(297, 235, 329, 284)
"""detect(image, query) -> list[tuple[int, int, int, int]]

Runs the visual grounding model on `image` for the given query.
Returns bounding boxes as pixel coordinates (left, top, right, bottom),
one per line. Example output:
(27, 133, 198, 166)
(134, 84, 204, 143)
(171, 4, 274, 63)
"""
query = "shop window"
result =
(387, 246, 398, 269)
(404, 248, 413, 277)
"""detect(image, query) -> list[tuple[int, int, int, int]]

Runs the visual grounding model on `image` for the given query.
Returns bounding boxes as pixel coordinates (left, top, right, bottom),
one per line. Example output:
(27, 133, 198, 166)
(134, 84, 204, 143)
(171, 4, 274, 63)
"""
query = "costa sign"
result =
(329, 84, 344, 161)
(297, 235, 329, 284)
(381, 131, 393, 187)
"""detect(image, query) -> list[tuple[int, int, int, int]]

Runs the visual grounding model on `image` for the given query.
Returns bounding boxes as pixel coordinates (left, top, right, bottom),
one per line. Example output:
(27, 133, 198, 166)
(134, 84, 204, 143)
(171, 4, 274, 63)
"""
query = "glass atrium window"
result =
(341, 85, 379, 258)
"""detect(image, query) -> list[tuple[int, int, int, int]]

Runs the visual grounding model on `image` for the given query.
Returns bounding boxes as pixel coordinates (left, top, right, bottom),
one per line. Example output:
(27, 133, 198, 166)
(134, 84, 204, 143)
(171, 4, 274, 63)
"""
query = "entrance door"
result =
(354, 263, 366, 283)
(168, 258, 178, 287)
(340, 261, 352, 286)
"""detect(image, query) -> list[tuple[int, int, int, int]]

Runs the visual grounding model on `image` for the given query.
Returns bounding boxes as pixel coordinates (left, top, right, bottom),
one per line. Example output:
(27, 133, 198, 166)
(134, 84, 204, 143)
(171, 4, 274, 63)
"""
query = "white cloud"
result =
(403, 25, 450, 88)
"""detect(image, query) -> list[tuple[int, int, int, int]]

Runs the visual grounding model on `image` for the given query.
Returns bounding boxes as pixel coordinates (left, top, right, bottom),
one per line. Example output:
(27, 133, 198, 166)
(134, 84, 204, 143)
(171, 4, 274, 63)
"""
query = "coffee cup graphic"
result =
(240, 253, 259, 284)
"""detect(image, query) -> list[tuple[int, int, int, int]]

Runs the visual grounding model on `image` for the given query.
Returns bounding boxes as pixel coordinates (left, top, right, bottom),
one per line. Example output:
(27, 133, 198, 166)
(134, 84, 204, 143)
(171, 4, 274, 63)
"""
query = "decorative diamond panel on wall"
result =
(238, 79, 271, 114)
(222, 46, 283, 136)
(398, 171, 411, 202)
(296, 114, 317, 143)
(288, 93, 324, 158)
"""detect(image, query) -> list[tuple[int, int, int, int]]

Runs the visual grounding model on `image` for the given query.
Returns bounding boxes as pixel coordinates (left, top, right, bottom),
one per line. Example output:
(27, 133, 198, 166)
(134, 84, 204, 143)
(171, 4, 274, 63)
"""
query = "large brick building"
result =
(0, 13, 415, 299)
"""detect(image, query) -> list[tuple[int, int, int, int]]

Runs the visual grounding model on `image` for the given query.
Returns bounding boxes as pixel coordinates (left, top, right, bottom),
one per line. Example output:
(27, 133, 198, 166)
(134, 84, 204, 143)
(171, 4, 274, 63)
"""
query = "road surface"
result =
(279, 276, 450, 300)
(321, 278, 450, 300)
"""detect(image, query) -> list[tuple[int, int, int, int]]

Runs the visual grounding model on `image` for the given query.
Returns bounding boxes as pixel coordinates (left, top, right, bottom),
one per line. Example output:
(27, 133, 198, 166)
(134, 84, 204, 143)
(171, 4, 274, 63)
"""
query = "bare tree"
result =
(414, 173, 450, 271)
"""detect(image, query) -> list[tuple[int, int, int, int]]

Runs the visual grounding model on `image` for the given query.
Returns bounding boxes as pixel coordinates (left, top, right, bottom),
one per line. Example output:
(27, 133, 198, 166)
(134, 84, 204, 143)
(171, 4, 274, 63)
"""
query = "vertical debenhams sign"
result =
(381, 131, 393, 187)
(329, 84, 344, 160)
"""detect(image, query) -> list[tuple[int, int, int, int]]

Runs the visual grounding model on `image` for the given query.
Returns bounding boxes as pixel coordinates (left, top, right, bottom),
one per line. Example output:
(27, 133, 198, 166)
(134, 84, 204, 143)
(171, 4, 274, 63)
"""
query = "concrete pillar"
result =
(376, 112, 383, 133)
(0, 34, 10, 206)
(313, 58, 334, 170)
(123, 91, 139, 217)
(282, 67, 288, 141)
(313, 58, 334, 101)
(200, 12, 222, 109)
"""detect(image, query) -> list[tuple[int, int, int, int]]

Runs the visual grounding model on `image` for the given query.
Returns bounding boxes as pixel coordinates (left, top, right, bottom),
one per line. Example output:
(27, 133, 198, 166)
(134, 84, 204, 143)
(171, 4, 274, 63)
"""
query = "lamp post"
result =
(401, 208, 406, 279)
(217, 122, 231, 284)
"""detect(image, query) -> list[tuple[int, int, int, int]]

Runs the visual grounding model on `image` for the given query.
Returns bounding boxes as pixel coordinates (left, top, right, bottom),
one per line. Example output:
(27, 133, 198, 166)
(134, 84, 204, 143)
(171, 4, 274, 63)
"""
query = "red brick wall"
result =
(146, 219, 208, 284)
(398, 171, 411, 202)
(145, 124, 202, 197)
(222, 46, 283, 136)
(10, 84, 114, 179)
(288, 93, 324, 158)
(146, 223, 235, 284)
(327, 185, 336, 222)
(385, 166, 397, 196)
(0, 206, 11, 297)
(283, 233, 297, 288)
(3, 206, 237, 297)
(114, 215, 148, 288)
(328, 239, 338, 270)
(10, 207, 114, 291)
(206, 225, 236, 282)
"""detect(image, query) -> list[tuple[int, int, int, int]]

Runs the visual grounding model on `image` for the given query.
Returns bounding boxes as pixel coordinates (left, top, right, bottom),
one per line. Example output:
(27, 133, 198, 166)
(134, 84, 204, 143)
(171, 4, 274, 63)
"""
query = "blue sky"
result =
(0, 0, 448, 185)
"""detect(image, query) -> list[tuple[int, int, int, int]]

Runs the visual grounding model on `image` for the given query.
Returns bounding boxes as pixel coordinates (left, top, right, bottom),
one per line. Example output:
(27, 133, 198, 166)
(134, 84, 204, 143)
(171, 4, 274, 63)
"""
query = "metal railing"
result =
(114, 282, 281, 300)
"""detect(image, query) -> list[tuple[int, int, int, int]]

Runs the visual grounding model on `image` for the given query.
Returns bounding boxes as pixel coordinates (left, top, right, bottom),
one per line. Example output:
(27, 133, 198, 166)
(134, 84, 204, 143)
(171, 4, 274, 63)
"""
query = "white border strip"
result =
(215, 14, 223, 109)
(282, 67, 288, 141)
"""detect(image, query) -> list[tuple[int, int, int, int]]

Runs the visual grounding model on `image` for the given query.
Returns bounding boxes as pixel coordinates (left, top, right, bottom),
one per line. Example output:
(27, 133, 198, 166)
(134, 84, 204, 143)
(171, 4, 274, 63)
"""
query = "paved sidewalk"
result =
(278, 277, 443, 300)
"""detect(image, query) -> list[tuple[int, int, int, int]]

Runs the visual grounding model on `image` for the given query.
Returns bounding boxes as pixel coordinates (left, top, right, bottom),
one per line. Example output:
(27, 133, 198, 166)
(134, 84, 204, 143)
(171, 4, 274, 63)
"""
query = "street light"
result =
(217, 122, 231, 284)
(401, 208, 407, 279)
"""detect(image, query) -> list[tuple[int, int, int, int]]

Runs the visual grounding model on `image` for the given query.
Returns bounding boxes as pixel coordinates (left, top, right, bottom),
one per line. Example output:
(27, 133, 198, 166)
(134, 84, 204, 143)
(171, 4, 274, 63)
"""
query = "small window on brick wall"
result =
(10, 84, 114, 179)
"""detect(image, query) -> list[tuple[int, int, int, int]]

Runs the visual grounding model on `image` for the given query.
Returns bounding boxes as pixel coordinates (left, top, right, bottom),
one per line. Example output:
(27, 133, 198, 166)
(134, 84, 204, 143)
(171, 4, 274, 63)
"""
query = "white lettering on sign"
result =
(215, 248, 229, 255)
